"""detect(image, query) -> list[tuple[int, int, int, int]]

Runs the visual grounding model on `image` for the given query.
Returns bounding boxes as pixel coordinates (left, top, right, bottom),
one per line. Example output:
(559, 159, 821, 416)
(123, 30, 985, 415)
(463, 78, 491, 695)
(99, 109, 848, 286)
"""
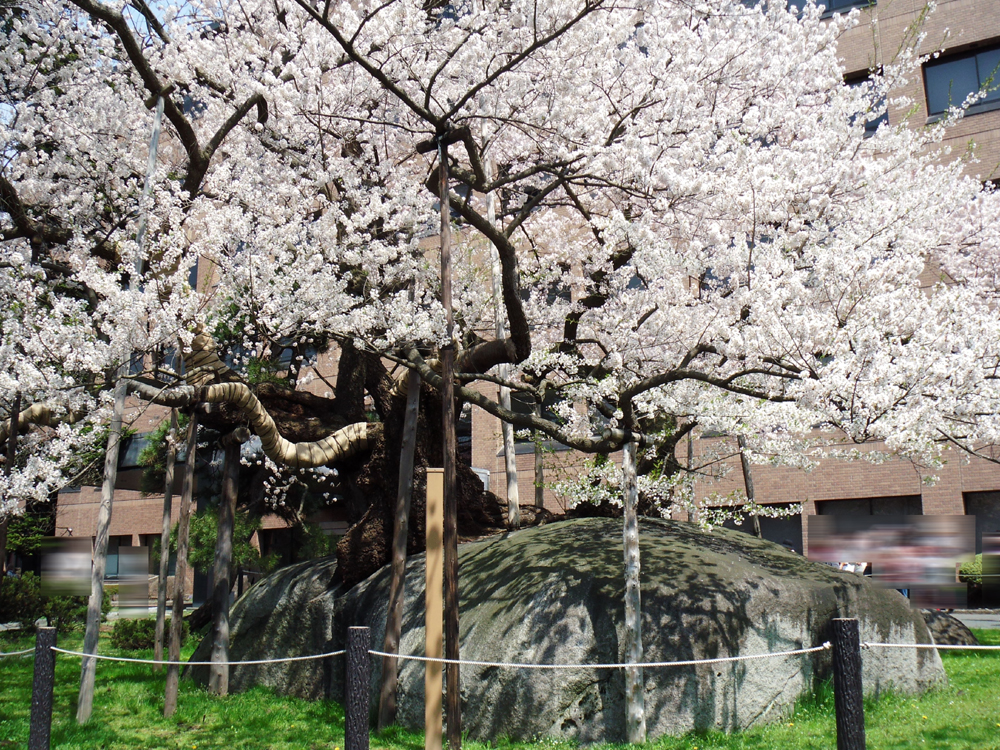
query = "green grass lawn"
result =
(2, 628, 999, 749)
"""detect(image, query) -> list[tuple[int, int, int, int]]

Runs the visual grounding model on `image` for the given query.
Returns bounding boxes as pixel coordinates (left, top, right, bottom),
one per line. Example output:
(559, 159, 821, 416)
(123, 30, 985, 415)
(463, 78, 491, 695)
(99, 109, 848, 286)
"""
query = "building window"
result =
(924, 45, 1000, 117)
(846, 75, 887, 136)
(786, 0, 874, 18)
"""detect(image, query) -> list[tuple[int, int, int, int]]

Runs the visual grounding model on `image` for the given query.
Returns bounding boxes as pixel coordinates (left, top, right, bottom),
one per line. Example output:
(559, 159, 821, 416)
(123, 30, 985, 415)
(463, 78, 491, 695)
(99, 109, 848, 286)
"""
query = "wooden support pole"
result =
(209, 427, 248, 695)
(533, 401, 544, 509)
(77, 376, 127, 724)
(737, 434, 761, 538)
(346, 626, 371, 750)
(154, 410, 178, 670)
(28, 626, 56, 750)
(378, 370, 421, 729)
(622, 440, 646, 744)
(832, 618, 866, 750)
(425, 468, 444, 750)
(165, 411, 199, 717)
(438, 138, 461, 750)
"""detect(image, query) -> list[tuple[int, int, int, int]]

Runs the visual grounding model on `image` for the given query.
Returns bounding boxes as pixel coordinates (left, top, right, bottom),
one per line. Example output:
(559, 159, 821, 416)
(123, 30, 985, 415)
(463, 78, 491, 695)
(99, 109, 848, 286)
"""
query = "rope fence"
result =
(8, 619, 1000, 750)
(50, 647, 346, 666)
(368, 642, 831, 669)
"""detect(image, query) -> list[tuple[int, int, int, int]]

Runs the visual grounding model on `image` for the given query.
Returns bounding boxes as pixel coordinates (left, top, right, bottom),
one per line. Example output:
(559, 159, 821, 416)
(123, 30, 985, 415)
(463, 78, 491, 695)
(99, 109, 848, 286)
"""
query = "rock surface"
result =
(191, 517, 945, 742)
(920, 609, 979, 646)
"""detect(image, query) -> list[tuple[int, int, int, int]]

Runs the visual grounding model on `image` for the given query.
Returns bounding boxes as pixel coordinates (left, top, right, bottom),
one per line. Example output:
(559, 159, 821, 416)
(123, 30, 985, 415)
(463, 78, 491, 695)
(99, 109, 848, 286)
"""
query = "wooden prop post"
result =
(425, 468, 444, 750)
(832, 618, 866, 750)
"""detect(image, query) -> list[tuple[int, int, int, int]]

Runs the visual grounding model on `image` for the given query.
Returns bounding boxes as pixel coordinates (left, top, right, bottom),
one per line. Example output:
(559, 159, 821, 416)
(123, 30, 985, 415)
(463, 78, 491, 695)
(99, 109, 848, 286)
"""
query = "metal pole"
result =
(28, 626, 57, 750)
(832, 618, 866, 750)
(345, 626, 371, 750)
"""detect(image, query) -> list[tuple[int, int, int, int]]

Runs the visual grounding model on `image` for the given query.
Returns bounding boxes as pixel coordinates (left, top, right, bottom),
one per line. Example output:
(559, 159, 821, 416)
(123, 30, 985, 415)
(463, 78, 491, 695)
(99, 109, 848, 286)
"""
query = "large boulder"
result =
(191, 517, 944, 742)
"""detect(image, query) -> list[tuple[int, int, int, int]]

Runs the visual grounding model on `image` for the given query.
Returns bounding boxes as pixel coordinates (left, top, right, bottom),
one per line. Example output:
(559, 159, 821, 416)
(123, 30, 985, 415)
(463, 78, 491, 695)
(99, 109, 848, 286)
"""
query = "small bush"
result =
(110, 616, 188, 651)
(0, 573, 110, 630)
(959, 554, 983, 584)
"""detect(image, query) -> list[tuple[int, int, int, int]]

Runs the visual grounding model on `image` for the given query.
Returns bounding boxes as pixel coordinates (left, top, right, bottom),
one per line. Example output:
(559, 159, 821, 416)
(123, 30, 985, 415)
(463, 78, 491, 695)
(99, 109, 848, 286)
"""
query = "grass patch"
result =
(2, 628, 1000, 749)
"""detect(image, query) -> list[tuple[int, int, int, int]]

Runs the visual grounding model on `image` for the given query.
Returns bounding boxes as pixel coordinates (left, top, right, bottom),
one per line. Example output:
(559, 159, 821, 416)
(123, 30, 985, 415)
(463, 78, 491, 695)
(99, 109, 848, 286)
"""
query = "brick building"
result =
(470, 0, 1000, 556)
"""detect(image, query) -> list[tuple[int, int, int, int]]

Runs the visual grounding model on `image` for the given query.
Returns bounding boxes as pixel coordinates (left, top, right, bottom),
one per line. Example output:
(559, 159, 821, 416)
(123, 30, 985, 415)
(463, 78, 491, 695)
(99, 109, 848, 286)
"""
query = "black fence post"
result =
(832, 618, 866, 750)
(346, 626, 371, 750)
(29, 626, 57, 750)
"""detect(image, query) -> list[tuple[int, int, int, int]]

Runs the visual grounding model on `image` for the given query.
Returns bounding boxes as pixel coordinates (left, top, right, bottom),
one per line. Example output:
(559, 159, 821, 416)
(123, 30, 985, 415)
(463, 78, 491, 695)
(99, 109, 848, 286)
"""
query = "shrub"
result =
(110, 616, 188, 651)
(0, 573, 110, 630)
(959, 554, 983, 584)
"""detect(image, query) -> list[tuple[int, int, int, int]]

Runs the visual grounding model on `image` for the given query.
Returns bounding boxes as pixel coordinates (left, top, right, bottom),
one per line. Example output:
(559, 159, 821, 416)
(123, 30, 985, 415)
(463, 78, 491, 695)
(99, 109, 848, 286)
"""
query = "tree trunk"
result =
(0, 392, 22, 577)
(209, 428, 246, 695)
(737, 435, 761, 538)
(622, 440, 646, 744)
(486, 154, 520, 530)
(77, 377, 126, 724)
(165, 412, 199, 717)
(154, 410, 178, 670)
(378, 370, 420, 729)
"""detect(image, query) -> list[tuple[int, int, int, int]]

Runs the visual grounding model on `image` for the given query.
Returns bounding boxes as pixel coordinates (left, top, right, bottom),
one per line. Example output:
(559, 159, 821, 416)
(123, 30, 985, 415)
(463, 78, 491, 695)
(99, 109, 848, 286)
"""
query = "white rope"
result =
(51, 647, 345, 666)
(368, 643, 830, 670)
(863, 642, 1000, 651)
(0, 648, 34, 658)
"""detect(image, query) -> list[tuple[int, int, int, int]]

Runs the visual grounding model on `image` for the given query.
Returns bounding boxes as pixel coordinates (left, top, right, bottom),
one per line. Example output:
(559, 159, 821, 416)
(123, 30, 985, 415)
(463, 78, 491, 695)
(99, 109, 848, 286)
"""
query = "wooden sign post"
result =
(425, 468, 444, 750)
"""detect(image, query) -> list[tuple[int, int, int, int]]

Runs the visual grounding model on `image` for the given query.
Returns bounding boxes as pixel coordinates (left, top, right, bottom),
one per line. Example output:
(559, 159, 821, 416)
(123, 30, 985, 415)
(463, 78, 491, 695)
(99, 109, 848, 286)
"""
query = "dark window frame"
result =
(924, 43, 1000, 120)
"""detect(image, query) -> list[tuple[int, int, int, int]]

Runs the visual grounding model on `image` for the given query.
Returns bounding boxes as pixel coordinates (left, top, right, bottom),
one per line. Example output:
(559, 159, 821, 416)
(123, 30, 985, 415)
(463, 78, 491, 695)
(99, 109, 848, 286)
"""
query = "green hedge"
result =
(0, 573, 110, 630)
(110, 616, 189, 651)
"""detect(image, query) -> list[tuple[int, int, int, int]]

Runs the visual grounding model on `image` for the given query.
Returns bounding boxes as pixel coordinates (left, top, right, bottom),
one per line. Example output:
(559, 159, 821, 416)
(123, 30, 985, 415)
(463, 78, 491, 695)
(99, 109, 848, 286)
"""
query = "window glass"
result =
(978, 49, 1000, 103)
(925, 56, 980, 114)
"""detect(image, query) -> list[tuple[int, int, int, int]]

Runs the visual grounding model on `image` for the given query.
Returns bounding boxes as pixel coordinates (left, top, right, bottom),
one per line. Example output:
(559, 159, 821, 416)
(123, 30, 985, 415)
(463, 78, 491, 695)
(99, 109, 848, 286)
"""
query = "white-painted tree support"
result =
(737, 435, 761, 538)
(76, 377, 127, 724)
(209, 426, 250, 695)
(165, 412, 199, 717)
(622, 440, 646, 744)
(378, 369, 421, 729)
(425, 468, 444, 750)
(154, 410, 178, 670)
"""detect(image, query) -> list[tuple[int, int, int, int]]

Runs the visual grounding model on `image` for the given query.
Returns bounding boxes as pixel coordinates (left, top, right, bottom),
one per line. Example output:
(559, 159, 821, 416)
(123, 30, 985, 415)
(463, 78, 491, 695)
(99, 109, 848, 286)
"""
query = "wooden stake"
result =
(154, 410, 178, 670)
(622, 440, 646, 744)
(832, 618, 866, 750)
(378, 370, 421, 729)
(77, 377, 127, 724)
(165, 411, 198, 717)
(425, 467, 444, 750)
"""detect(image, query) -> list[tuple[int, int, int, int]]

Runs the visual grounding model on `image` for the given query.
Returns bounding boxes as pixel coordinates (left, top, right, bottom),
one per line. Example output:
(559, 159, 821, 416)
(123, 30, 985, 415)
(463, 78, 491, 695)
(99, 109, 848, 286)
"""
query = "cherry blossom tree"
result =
(4, 0, 1000, 739)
